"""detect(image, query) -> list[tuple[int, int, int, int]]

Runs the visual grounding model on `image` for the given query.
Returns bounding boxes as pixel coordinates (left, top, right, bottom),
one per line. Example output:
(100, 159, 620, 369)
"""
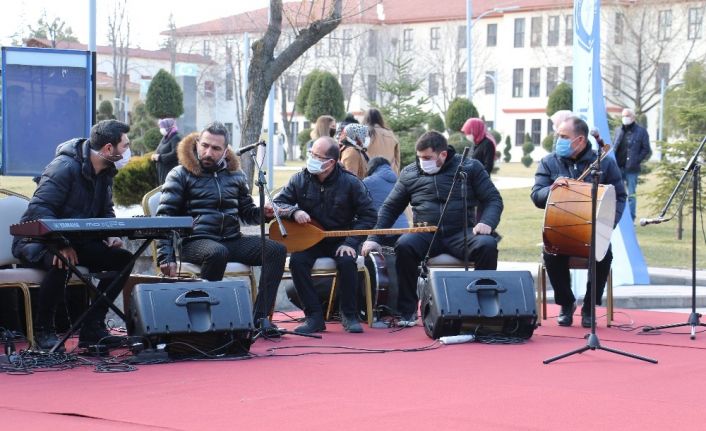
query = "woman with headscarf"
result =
(364, 108, 400, 174)
(151, 118, 182, 184)
(461, 118, 496, 176)
(339, 123, 369, 179)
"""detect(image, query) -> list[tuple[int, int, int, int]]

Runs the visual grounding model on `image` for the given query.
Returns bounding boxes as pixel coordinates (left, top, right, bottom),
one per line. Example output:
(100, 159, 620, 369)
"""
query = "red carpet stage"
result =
(2, 306, 706, 430)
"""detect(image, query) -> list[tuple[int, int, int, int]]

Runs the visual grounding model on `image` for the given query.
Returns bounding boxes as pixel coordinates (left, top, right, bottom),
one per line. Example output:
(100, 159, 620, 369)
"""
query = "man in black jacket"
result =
(156, 122, 286, 332)
(274, 137, 377, 334)
(531, 116, 626, 328)
(361, 131, 503, 327)
(12, 120, 133, 351)
(612, 108, 651, 221)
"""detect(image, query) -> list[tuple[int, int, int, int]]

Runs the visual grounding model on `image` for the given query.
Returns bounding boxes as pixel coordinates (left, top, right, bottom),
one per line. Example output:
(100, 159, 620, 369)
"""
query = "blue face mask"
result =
(555, 137, 575, 158)
(306, 156, 326, 174)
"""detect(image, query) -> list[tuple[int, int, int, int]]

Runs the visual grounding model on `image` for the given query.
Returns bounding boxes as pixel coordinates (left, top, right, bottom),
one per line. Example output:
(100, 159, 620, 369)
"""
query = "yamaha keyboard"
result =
(10, 216, 193, 239)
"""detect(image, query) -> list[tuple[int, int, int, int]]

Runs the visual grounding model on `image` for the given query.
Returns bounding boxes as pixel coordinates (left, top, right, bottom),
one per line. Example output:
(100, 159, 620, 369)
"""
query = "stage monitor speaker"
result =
(130, 280, 254, 357)
(421, 270, 537, 340)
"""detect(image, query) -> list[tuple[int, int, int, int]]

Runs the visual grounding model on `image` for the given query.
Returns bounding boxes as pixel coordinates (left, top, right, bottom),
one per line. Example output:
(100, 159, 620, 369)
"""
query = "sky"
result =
(0, 0, 272, 49)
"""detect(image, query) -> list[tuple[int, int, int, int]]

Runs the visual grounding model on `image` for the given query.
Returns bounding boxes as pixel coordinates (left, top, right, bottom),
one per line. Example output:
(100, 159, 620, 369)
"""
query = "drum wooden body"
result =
(543, 179, 616, 261)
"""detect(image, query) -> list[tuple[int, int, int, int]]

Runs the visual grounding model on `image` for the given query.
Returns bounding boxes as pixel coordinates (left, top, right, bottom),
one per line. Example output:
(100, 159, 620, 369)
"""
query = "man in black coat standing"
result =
(12, 120, 134, 351)
(612, 108, 651, 221)
(362, 131, 503, 327)
(274, 137, 377, 334)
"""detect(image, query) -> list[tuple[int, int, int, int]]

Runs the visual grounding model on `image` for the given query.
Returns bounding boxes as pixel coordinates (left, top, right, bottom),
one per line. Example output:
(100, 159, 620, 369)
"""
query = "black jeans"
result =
(289, 240, 358, 317)
(26, 240, 134, 330)
(543, 247, 613, 312)
(395, 230, 498, 316)
(181, 235, 286, 320)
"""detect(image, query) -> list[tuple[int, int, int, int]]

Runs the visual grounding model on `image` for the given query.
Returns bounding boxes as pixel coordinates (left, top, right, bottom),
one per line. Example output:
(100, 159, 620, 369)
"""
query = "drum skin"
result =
(543, 179, 616, 261)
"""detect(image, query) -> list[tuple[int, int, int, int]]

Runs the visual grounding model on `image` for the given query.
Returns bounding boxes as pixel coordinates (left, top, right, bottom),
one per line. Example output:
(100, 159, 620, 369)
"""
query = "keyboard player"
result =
(12, 120, 134, 352)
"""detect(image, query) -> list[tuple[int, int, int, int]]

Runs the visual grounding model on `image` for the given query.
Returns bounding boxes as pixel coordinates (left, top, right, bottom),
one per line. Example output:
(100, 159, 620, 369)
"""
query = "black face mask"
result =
(329, 128, 336, 138)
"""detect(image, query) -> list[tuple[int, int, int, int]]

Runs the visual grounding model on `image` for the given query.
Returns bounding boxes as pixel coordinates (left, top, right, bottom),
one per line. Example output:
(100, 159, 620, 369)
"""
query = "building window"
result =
(315, 41, 324, 57)
(367, 74, 377, 101)
(457, 25, 467, 49)
(512, 68, 523, 98)
(515, 119, 526, 146)
(548, 16, 560, 46)
(546, 67, 558, 96)
(531, 17, 543, 47)
(428, 73, 439, 96)
(430, 27, 440, 50)
(285, 75, 298, 102)
(615, 13, 624, 44)
(658, 10, 672, 41)
(368, 30, 378, 56)
(403, 28, 413, 51)
(485, 71, 495, 95)
(341, 29, 352, 56)
(225, 64, 234, 101)
(529, 68, 540, 97)
(487, 23, 497, 47)
(564, 66, 573, 84)
(203, 40, 211, 57)
(565, 15, 573, 45)
(656, 63, 670, 91)
(612, 65, 622, 96)
(688, 8, 703, 40)
(341, 74, 353, 99)
(204, 80, 215, 97)
(531, 119, 541, 146)
(328, 33, 337, 56)
(456, 71, 466, 96)
(514, 18, 525, 48)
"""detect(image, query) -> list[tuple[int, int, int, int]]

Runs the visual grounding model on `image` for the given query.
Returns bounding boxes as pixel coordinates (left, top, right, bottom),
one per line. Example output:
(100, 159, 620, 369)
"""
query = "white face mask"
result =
(159, 127, 168, 136)
(114, 148, 131, 170)
(621, 117, 634, 126)
(465, 134, 475, 144)
(419, 158, 441, 175)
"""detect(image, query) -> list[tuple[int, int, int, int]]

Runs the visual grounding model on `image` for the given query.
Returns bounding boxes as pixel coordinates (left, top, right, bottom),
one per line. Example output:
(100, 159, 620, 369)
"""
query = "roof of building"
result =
(24, 38, 214, 64)
(167, 0, 574, 37)
(95, 71, 140, 91)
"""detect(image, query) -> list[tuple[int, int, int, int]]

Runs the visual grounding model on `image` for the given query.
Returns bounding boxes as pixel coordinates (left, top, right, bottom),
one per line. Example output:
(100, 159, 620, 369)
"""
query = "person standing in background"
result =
(364, 108, 400, 174)
(612, 108, 651, 221)
(151, 118, 182, 184)
(461, 118, 496, 176)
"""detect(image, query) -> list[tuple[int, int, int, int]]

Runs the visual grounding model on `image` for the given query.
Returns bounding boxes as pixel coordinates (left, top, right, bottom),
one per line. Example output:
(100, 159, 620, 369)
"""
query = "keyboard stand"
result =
(49, 238, 154, 353)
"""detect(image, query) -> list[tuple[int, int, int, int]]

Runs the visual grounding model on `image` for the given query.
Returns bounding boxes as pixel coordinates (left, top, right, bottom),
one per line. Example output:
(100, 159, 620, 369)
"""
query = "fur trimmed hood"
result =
(176, 132, 240, 176)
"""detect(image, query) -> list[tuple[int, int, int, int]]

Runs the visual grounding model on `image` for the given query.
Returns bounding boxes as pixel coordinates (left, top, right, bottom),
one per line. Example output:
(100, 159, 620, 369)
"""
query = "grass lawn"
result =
(2, 161, 703, 269)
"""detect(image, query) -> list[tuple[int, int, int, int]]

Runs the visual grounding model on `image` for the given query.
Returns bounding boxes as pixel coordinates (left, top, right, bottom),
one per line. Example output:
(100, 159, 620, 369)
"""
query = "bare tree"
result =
(27, 10, 79, 47)
(107, 0, 131, 123)
(165, 14, 178, 76)
(240, 0, 343, 185)
(602, 1, 704, 117)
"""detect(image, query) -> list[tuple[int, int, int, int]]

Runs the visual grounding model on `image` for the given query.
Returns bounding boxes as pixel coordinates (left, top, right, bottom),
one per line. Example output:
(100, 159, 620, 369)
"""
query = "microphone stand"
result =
(642, 135, 706, 339)
(544, 143, 657, 364)
(248, 147, 321, 341)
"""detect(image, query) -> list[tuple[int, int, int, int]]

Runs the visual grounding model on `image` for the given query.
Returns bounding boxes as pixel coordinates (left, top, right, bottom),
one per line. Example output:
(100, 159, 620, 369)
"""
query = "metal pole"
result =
(658, 78, 665, 142)
(466, 0, 473, 101)
(89, 0, 96, 125)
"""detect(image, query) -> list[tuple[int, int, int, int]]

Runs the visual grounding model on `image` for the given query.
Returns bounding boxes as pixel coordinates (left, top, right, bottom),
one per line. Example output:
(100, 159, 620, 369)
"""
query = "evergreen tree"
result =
(295, 70, 325, 118)
(503, 136, 512, 163)
(96, 100, 116, 121)
(145, 69, 184, 119)
(304, 71, 345, 122)
(374, 55, 429, 132)
(445, 98, 478, 134)
(27, 12, 79, 47)
(546, 82, 573, 117)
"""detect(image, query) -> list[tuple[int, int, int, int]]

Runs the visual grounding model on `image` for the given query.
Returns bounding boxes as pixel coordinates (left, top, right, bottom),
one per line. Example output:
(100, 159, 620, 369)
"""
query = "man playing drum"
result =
(531, 116, 626, 328)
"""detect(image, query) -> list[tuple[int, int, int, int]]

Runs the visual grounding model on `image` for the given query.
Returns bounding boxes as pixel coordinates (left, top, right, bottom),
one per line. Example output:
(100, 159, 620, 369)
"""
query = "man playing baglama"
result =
(156, 121, 286, 333)
(361, 131, 503, 327)
(531, 116, 626, 328)
(274, 137, 377, 334)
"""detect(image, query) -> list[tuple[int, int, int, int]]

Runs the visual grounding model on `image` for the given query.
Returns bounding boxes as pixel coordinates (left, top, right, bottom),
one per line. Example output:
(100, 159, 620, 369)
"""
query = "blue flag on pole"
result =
(572, 0, 650, 286)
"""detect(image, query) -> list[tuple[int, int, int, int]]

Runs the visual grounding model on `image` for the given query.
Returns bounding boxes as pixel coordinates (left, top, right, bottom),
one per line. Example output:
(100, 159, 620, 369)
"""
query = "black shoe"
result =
(34, 328, 65, 353)
(341, 314, 363, 333)
(78, 322, 126, 349)
(256, 318, 281, 338)
(557, 304, 577, 327)
(581, 310, 592, 328)
(294, 314, 326, 334)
